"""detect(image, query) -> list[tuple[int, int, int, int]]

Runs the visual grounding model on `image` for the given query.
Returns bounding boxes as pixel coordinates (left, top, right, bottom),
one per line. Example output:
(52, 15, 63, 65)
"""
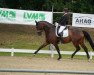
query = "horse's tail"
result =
(83, 30, 94, 51)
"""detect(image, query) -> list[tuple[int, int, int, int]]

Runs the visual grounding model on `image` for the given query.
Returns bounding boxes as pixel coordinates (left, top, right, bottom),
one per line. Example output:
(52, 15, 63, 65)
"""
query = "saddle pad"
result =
(63, 29, 68, 37)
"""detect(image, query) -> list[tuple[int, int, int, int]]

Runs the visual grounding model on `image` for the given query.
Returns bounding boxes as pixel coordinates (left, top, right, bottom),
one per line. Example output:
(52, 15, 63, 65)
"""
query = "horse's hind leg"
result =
(34, 42, 49, 55)
(80, 43, 90, 60)
(71, 45, 80, 59)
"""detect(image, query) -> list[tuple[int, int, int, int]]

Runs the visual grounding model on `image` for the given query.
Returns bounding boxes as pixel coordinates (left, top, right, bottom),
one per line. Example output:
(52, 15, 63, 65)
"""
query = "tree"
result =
(0, 0, 94, 13)
(0, 0, 7, 8)
(33, 0, 46, 10)
(4, 0, 20, 9)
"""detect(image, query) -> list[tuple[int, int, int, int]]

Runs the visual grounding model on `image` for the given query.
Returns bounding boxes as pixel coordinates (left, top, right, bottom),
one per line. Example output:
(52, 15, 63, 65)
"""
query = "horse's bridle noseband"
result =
(37, 30, 43, 33)
(36, 30, 43, 36)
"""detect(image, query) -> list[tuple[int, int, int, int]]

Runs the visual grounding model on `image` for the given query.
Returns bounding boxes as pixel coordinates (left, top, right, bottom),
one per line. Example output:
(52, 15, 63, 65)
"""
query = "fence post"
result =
(51, 5, 53, 24)
(49, 44, 55, 58)
(90, 51, 92, 59)
(11, 48, 14, 56)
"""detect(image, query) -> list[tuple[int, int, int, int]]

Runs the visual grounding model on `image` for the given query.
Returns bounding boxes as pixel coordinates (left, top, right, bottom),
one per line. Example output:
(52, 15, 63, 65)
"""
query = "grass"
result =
(0, 24, 94, 60)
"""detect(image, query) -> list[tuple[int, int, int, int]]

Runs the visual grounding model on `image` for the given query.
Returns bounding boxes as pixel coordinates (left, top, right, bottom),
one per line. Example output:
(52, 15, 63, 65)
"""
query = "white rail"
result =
(0, 48, 94, 59)
(0, 68, 94, 74)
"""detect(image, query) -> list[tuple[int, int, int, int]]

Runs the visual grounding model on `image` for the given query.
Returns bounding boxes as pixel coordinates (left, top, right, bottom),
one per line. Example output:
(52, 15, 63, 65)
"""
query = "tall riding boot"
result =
(59, 32, 64, 43)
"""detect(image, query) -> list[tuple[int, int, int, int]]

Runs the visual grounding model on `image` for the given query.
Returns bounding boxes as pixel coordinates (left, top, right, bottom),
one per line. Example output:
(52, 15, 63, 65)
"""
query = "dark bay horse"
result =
(34, 21, 94, 60)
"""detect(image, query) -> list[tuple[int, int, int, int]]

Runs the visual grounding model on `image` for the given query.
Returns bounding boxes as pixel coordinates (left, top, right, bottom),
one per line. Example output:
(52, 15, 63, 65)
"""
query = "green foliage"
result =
(0, 0, 7, 8)
(4, 0, 20, 9)
(53, 13, 63, 23)
(0, 0, 93, 13)
(71, 0, 94, 13)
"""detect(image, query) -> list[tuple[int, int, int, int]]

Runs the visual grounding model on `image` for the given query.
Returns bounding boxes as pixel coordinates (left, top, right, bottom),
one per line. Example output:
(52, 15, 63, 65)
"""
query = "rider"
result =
(58, 8, 69, 43)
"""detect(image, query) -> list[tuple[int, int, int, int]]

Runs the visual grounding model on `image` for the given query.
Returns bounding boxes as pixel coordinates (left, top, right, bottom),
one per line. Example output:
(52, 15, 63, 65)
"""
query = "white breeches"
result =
(58, 26, 65, 33)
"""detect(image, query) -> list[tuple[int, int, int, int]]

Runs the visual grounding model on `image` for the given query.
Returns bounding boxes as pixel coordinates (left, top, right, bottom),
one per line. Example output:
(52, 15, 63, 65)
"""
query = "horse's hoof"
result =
(33, 54, 36, 56)
(88, 59, 91, 62)
(59, 59, 62, 61)
(57, 58, 62, 61)
(71, 58, 73, 60)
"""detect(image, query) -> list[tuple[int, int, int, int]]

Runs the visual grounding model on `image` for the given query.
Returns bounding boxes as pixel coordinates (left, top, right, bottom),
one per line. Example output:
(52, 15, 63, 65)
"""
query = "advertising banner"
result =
(0, 8, 52, 25)
(72, 13, 94, 28)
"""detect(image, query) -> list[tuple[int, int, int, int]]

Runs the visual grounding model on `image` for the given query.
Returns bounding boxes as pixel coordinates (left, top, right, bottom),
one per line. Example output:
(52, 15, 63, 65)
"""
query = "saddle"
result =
(55, 22, 69, 37)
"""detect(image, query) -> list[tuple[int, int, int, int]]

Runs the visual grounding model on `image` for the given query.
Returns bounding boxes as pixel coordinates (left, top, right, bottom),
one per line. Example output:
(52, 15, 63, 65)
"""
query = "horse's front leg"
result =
(34, 42, 49, 55)
(53, 44, 62, 60)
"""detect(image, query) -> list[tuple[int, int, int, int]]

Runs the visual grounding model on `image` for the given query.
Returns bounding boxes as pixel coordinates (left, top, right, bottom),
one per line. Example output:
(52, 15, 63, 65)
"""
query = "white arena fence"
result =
(0, 48, 94, 59)
(0, 68, 94, 74)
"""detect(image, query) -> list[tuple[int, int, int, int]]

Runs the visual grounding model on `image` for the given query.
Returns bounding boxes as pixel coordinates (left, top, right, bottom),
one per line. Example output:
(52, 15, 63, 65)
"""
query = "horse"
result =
(34, 21, 94, 60)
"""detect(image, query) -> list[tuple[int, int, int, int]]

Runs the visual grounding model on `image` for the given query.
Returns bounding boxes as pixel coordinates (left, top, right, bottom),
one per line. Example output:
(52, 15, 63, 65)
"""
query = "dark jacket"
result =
(58, 13, 69, 26)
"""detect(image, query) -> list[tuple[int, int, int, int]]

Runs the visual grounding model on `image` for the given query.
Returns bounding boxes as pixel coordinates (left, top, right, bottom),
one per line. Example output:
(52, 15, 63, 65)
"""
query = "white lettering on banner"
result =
(0, 8, 52, 25)
(72, 13, 94, 28)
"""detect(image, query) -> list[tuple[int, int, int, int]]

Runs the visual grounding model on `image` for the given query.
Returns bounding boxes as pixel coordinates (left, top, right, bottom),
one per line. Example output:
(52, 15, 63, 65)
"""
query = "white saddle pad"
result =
(62, 29, 68, 37)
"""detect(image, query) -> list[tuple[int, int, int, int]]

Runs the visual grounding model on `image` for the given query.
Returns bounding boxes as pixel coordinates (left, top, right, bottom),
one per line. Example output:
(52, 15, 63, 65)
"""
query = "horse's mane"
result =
(38, 21, 54, 28)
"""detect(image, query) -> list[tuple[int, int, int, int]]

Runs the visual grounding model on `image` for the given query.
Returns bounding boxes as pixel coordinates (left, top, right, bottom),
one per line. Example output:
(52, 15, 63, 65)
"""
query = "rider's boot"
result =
(58, 32, 64, 43)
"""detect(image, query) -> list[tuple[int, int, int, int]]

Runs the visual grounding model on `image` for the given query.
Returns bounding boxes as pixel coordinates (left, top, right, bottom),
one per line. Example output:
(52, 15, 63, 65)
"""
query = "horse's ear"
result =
(35, 20, 37, 23)
(35, 20, 38, 25)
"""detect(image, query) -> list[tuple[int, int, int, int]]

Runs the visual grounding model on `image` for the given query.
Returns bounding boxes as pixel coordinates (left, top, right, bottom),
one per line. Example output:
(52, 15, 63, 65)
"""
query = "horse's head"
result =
(35, 21, 46, 36)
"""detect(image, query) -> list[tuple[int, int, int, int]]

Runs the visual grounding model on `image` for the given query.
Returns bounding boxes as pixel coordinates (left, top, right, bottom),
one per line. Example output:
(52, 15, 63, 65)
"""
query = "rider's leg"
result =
(58, 26, 65, 43)
(58, 26, 65, 33)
